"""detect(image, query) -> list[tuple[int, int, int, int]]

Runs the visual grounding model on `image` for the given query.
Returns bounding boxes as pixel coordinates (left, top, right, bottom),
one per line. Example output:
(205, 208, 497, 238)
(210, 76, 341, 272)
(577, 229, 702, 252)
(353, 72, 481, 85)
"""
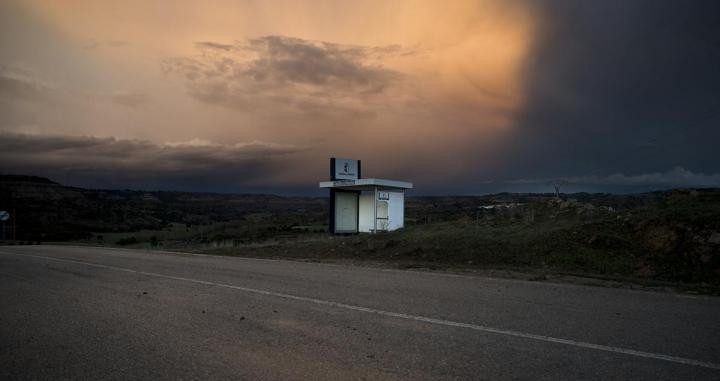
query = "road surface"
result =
(1, 245, 719, 380)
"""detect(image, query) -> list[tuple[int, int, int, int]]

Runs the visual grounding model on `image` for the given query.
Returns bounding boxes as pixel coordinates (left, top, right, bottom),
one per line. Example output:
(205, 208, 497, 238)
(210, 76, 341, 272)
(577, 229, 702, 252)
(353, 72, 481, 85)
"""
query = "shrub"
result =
(116, 236, 138, 246)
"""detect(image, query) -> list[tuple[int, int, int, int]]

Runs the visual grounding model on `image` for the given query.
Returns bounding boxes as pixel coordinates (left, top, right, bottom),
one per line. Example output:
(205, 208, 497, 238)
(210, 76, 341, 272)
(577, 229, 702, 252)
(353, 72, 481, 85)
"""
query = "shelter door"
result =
(334, 192, 358, 233)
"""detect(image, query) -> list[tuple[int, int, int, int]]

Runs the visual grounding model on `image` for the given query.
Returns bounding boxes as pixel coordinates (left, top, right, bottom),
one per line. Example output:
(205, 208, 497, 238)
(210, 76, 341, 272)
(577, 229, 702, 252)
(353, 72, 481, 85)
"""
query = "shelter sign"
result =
(331, 158, 360, 180)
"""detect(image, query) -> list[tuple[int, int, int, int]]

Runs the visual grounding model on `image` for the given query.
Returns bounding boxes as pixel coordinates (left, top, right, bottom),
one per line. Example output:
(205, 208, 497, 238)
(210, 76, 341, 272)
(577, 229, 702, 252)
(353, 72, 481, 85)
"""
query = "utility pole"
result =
(549, 179, 567, 198)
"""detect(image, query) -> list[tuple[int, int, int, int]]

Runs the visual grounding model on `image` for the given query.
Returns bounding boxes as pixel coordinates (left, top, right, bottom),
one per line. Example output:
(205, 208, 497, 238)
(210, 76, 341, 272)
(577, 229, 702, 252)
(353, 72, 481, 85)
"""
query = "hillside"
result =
(0, 175, 326, 241)
(2, 175, 719, 289)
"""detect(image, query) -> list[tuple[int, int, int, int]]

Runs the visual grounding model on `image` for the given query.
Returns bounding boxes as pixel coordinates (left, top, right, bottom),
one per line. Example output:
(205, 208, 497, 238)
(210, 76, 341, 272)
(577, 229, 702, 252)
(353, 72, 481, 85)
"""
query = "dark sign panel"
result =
(330, 158, 361, 180)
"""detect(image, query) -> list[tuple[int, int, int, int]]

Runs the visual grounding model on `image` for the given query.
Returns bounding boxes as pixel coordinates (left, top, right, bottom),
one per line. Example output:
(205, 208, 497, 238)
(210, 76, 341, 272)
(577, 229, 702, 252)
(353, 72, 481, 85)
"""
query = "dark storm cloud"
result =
(0, 132, 301, 192)
(164, 36, 402, 115)
(496, 0, 720, 188)
(195, 41, 234, 51)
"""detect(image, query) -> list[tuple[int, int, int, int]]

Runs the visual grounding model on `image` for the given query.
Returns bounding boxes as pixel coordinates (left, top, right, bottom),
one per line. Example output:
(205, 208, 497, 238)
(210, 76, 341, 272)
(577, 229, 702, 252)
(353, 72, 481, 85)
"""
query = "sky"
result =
(1, 0, 719, 195)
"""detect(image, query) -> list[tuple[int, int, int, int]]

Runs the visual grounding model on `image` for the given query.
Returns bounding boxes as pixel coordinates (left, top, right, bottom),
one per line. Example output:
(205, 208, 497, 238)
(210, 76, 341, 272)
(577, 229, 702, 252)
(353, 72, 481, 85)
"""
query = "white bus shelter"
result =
(319, 158, 412, 234)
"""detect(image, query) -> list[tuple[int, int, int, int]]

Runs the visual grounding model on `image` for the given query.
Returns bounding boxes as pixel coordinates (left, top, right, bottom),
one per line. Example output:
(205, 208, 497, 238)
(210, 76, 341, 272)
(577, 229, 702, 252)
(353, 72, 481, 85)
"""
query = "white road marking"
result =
(3, 251, 720, 371)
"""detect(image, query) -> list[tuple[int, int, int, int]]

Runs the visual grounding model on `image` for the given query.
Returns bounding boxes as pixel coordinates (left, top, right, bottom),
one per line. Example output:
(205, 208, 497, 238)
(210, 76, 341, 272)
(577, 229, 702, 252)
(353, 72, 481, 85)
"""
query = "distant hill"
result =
(0, 175, 326, 240)
(2, 175, 718, 242)
(2, 175, 719, 287)
(0, 175, 59, 185)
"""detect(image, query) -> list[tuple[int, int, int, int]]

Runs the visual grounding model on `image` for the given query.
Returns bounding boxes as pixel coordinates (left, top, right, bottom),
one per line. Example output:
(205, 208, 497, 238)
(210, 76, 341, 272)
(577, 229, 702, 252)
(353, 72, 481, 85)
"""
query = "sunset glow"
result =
(1, 0, 718, 193)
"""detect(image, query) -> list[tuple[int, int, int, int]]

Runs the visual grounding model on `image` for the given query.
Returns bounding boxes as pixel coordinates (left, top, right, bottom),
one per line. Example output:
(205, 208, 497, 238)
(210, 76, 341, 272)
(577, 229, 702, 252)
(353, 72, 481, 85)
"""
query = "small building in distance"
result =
(319, 158, 412, 234)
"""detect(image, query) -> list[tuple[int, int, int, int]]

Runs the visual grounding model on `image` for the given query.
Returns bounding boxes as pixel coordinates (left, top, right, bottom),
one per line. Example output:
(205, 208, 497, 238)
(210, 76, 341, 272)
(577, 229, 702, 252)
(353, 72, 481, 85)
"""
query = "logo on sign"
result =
(333, 158, 359, 180)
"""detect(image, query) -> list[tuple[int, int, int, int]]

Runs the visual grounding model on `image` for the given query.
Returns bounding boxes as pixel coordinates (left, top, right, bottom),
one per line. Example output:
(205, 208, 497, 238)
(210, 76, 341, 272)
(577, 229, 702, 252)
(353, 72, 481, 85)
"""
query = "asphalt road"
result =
(1, 245, 719, 380)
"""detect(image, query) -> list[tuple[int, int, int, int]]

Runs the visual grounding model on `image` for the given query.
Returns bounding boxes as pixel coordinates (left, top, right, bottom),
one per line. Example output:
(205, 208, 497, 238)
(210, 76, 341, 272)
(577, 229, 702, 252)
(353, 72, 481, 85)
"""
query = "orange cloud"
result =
(3, 0, 538, 187)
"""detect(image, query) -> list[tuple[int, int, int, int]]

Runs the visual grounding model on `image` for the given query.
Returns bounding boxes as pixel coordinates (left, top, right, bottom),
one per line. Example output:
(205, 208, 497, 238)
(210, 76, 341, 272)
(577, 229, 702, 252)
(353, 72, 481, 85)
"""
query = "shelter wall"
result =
(388, 191, 404, 231)
(358, 190, 405, 233)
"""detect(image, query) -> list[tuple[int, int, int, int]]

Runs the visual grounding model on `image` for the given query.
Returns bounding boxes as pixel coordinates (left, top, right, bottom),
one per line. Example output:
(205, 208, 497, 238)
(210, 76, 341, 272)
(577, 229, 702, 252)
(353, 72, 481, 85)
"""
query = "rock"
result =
(643, 225, 678, 253)
(708, 232, 720, 244)
(636, 263, 656, 278)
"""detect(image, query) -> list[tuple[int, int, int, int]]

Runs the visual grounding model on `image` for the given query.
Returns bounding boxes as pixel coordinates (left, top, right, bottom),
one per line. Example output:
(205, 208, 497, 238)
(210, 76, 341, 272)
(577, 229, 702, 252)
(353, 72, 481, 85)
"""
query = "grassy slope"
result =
(199, 190, 720, 288)
(4, 176, 719, 290)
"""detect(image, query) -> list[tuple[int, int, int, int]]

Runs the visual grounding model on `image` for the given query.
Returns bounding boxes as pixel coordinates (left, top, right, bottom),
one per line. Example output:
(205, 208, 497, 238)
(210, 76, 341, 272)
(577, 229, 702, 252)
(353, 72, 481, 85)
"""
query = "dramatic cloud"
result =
(2, 0, 718, 194)
(164, 36, 404, 115)
(497, 0, 720, 182)
(0, 132, 301, 192)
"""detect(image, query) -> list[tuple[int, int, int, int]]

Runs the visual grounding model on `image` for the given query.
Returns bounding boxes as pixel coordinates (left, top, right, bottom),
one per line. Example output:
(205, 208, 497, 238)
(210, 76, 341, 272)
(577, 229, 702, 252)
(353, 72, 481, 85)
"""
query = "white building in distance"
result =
(319, 158, 412, 234)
